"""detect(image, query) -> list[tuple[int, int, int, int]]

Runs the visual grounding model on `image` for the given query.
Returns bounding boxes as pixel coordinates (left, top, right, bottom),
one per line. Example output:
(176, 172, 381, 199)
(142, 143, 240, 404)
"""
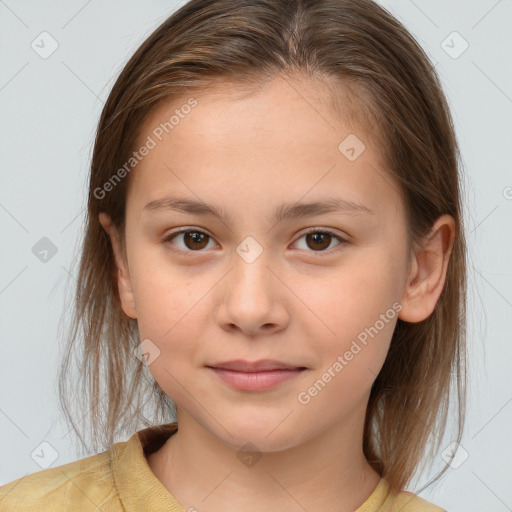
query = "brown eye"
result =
(183, 231, 209, 250)
(164, 229, 216, 252)
(305, 232, 332, 251)
(294, 229, 346, 254)
(163, 228, 346, 256)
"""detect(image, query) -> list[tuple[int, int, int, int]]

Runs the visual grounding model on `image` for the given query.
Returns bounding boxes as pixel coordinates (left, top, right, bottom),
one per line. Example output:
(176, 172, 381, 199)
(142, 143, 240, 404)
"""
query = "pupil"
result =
(185, 231, 208, 250)
(307, 232, 330, 251)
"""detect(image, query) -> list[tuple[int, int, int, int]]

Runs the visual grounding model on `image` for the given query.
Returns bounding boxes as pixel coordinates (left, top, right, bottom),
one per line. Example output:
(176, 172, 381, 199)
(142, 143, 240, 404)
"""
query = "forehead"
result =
(128, 75, 400, 217)
(136, 73, 381, 153)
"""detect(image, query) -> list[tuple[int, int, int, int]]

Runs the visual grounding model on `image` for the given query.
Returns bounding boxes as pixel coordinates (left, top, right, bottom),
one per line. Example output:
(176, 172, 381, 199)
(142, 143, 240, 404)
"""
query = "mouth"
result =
(206, 359, 307, 372)
(205, 359, 308, 391)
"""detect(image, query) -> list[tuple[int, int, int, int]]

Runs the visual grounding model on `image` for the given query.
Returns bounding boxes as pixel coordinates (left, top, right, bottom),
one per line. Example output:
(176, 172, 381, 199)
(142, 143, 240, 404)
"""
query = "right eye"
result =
(163, 229, 219, 253)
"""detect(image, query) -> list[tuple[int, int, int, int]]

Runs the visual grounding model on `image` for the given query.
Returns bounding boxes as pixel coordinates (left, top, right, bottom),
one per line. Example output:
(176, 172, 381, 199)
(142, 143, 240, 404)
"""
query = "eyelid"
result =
(162, 227, 348, 255)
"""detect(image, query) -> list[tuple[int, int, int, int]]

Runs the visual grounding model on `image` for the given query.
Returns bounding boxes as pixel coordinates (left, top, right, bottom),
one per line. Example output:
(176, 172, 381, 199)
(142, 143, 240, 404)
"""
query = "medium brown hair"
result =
(58, 0, 467, 499)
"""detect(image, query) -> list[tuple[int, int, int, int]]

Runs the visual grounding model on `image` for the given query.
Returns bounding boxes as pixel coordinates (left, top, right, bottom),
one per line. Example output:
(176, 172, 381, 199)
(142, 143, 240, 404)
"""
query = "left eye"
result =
(293, 229, 345, 253)
(163, 228, 346, 254)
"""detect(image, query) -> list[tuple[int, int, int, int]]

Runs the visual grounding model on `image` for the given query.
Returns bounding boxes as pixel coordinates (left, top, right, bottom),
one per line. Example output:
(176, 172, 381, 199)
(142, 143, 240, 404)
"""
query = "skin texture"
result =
(99, 74, 455, 512)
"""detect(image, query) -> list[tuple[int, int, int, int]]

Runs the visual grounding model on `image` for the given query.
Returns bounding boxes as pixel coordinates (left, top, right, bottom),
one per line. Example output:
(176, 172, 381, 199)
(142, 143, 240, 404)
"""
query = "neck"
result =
(147, 404, 381, 512)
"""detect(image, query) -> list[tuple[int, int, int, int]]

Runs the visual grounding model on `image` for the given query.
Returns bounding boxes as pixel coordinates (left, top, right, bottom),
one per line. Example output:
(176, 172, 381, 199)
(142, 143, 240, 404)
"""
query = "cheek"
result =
(128, 248, 218, 377)
(128, 242, 207, 336)
(296, 251, 401, 381)
(292, 299, 396, 436)
(131, 266, 208, 402)
(301, 253, 400, 335)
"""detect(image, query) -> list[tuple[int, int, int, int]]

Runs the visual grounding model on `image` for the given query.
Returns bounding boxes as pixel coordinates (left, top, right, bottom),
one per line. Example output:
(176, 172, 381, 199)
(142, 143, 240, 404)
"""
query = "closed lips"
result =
(206, 359, 307, 372)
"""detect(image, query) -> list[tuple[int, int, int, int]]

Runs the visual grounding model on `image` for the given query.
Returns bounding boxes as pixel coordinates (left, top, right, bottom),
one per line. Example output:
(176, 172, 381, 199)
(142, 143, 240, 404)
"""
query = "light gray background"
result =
(1, 1, 511, 511)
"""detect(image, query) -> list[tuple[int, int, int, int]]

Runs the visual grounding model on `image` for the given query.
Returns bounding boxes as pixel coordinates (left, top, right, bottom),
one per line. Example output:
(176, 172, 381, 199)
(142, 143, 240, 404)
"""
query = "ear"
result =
(98, 212, 137, 319)
(398, 214, 456, 323)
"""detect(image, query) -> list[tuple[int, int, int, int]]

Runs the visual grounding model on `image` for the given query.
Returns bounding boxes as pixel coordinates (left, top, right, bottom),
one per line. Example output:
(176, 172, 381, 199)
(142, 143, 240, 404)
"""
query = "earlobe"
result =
(398, 215, 455, 323)
(98, 213, 137, 320)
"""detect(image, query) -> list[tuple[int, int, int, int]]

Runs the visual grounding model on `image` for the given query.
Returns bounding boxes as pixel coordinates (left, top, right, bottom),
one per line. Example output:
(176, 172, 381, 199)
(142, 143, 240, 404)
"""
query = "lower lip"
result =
(208, 367, 305, 391)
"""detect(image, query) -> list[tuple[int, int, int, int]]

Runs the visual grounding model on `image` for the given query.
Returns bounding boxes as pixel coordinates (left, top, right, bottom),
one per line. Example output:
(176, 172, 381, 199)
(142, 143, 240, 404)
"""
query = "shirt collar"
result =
(111, 422, 183, 511)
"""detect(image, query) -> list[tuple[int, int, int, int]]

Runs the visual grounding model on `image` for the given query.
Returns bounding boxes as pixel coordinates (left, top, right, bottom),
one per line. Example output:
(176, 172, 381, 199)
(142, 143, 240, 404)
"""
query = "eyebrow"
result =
(143, 195, 374, 222)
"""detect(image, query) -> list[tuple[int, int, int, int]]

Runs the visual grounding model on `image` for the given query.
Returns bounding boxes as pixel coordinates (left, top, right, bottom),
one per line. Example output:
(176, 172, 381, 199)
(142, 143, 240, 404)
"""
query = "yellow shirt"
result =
(0, 422, 446, 511)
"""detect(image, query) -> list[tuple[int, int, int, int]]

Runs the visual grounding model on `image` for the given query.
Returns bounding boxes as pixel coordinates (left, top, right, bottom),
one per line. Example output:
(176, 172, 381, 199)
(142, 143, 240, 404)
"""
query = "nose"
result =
(215, 251, 290, 336)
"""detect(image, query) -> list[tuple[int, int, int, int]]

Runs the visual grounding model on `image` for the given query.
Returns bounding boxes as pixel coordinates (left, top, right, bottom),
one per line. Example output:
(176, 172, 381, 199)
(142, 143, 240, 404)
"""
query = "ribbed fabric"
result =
(0, 423, 446, 511)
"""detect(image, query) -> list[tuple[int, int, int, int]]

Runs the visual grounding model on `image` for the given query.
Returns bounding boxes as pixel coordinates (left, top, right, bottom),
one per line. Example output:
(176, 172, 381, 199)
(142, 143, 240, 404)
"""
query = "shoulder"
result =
(0, 448, 123, 511)
(391, 490, 448, 512)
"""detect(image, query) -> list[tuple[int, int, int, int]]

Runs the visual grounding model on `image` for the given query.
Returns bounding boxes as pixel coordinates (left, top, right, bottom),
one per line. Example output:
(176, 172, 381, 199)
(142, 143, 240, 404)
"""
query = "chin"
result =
(207, 413, 305, 453)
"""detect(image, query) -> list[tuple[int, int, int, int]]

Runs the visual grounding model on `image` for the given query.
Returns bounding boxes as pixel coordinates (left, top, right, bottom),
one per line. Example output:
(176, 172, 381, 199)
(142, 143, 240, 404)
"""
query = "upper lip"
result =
(207, 359, 305, 372)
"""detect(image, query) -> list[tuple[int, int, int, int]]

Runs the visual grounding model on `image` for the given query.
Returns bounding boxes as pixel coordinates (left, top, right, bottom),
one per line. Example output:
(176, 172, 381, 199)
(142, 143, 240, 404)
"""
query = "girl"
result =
(0, 0, 467, 510)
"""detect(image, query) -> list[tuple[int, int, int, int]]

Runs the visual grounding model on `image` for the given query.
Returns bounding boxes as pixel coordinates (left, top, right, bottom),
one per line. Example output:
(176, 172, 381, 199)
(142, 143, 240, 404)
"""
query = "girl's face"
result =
(105, 75, 415, 451)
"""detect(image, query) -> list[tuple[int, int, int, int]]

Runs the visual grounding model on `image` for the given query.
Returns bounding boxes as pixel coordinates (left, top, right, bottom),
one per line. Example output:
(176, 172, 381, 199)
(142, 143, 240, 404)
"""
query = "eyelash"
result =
(162, 227, 347, 256)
